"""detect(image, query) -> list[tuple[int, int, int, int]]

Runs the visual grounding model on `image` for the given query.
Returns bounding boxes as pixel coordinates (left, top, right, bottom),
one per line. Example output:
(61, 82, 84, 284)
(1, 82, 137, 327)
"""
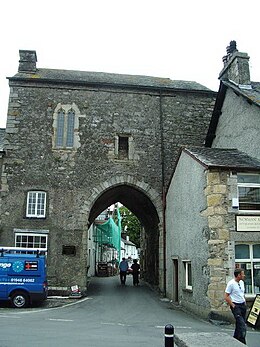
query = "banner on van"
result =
(25, 261, 38, 271)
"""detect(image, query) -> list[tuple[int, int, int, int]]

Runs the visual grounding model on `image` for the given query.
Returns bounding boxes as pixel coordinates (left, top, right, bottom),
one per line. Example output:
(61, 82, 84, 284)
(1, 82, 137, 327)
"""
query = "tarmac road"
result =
(0, 275, 259, 346)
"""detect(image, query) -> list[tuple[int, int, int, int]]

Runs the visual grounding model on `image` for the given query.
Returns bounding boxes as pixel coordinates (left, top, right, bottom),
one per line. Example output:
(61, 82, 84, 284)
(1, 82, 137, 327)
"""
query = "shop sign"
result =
(247, 295, 260, 326)
(236, 216, 260, 232)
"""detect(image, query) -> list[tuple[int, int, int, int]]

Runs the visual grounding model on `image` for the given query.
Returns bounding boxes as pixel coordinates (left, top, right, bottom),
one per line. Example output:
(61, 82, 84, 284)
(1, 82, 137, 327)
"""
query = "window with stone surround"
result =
(56, 108, 75, 147)
(26, 191, 46, 218)
(183, 260, 192, 290)
(237, 174, 260, 212)
(53, 103, 81, 150)
(115, 135, 134, 160)
(235, 243, 260, 295)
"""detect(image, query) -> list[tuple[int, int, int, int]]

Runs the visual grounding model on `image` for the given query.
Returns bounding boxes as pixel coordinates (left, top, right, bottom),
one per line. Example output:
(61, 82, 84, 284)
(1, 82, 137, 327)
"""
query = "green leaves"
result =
(119, 206, 141, 248)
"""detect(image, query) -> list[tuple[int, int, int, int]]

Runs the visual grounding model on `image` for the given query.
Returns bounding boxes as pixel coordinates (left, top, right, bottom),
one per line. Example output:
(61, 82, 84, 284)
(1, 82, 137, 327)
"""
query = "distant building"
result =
(121, 235, 138, 262)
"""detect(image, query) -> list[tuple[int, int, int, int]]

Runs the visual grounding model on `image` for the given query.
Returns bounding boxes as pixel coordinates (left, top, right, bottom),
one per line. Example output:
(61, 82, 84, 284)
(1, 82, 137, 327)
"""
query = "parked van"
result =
(0, 247, 48, 308)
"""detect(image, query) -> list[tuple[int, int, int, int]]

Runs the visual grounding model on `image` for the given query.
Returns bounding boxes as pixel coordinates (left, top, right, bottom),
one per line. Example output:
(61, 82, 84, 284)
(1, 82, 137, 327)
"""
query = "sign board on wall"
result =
(247, 295, 260, 326)
(236, 216, 260, 232)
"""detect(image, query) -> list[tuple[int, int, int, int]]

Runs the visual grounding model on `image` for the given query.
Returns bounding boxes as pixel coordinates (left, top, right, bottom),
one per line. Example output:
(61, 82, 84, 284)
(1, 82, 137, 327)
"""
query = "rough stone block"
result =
(175, 332, 244, 347)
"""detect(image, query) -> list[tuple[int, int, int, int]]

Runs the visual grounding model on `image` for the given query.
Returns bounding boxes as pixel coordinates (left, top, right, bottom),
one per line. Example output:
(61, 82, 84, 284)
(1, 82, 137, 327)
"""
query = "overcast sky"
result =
(0, 0, 260, 128)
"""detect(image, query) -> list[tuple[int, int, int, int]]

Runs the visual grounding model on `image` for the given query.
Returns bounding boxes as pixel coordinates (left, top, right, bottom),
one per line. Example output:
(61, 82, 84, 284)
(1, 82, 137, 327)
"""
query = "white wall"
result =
(165, 151, 210, 312)
(213, 88, 260, 160)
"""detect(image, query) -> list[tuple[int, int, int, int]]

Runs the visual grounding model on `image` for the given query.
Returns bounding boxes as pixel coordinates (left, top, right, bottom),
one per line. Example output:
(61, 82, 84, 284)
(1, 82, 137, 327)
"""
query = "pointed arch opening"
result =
(88, 184, 161, 285)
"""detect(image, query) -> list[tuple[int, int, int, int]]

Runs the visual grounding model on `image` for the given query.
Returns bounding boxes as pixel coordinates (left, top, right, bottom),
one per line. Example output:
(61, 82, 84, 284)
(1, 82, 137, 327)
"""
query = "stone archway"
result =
(83, 175, 163, 285)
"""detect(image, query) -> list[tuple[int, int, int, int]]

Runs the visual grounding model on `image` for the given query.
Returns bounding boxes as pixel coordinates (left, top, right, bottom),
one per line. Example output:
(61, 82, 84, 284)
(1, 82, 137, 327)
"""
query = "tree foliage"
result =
(119, 206, 141, 248)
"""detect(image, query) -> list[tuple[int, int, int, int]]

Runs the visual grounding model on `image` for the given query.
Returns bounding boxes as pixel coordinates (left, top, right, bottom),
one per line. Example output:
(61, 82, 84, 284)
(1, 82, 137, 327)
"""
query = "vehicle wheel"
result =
(11, 292, 29, 308)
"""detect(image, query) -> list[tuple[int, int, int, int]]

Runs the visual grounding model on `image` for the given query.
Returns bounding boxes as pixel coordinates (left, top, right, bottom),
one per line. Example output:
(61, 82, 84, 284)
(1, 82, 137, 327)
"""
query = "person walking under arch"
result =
(224, 268, 247, 345)
(131, 259, 140, 286)
(119, 257, 128, 285)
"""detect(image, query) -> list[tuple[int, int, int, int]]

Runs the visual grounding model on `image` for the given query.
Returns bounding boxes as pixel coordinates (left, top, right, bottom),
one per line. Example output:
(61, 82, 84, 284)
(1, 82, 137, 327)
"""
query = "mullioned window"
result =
(52, 103, 81, 150)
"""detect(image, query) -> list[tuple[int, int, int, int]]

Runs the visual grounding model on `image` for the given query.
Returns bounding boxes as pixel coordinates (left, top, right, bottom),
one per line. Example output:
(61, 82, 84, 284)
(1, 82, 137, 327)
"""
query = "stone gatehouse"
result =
(0, 50, 216, 292)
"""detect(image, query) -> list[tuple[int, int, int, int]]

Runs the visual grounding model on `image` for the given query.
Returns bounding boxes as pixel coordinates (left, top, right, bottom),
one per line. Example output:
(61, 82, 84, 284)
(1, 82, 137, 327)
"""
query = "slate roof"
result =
(183, 146, 260, 171)
(205, 80, 260, 147)
(121, 237, 136, 247)
(223, 80, 260, 107)
(9, 68, 213, 92)
(0, 128, 5, 152)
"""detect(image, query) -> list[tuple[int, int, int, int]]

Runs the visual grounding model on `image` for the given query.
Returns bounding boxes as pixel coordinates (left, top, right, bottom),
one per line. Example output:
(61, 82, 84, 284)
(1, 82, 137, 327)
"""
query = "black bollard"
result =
(164, 324, 174, 347)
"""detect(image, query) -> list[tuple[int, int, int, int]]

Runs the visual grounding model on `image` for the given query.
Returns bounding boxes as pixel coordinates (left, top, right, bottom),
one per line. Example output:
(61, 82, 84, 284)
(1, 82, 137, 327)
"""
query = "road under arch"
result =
(88, 184, 161, 285)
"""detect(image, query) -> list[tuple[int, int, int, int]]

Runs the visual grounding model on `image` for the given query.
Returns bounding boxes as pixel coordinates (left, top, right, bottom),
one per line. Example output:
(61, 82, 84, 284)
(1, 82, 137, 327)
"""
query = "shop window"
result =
(183, 260, 192, 290)
(237, 174, 260, 212)
(235, 243, 260, 295)
(26, 191, 46, 218)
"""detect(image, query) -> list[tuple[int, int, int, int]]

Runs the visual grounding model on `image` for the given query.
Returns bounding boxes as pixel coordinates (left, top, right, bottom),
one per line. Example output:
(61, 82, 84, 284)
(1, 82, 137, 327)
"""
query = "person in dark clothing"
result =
(224, 268, 247, 345)
(119, 257, 128, 285)
(131, 259, 140, 286)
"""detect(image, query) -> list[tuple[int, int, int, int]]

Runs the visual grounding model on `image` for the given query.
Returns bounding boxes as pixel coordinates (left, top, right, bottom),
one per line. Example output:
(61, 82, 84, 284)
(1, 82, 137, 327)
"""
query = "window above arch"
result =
(53, 103, 81, 150)
(114, 134, 134, 160)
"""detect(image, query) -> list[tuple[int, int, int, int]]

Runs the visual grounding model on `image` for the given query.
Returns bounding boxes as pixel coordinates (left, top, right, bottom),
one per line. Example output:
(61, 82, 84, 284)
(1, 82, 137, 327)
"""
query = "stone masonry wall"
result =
(0, 78, 215, 289)
(202, 170, 235, 314)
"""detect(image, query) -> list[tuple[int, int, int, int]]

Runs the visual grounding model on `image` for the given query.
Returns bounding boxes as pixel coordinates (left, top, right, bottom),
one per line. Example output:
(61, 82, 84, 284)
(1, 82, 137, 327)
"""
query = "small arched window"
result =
(53, 103, 81, 150)
(66, 109, 75, 147)
(56, 109, 65, 147)
(54, 107, 75, 148)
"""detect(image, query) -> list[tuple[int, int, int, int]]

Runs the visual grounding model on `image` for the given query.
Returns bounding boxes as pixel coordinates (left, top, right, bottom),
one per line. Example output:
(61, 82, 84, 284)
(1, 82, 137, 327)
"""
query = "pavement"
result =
(41, 295, 82, 308)
(174, 331, 246, 346)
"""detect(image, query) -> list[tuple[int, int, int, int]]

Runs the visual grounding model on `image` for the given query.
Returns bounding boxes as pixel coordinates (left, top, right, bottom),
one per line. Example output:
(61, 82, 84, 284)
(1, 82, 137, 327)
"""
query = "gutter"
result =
(8, 76, 217, 96)
(159, 90, 167, 296)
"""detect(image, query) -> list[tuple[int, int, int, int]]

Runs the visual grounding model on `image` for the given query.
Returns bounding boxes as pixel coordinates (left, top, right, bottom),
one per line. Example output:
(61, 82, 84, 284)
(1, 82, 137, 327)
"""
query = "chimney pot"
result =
(219, 42, 251, 86)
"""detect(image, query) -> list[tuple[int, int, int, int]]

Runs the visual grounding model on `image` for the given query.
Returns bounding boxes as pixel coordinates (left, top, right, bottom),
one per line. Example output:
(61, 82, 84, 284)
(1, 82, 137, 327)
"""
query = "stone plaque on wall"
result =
(62, 245, 76, 256)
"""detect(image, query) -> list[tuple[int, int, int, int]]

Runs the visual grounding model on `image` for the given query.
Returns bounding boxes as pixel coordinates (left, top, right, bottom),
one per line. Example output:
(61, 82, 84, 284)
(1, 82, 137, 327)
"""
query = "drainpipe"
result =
(159, 90, 167, 296)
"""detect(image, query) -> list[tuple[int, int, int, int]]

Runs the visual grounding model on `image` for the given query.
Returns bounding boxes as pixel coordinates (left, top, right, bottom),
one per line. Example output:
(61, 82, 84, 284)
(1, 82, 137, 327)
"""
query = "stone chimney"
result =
(18, 50, 37, 73)
(219, 41, 251, 87)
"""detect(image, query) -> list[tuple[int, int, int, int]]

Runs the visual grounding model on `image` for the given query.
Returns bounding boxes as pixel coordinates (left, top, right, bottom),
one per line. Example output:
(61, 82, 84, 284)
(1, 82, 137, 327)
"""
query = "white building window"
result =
(183, 260, 192, 290)
(237, 174, 260, 212)
(26, 191, 46, 218)
(15, 233, 48, 249)
(235, 243, 260, 295)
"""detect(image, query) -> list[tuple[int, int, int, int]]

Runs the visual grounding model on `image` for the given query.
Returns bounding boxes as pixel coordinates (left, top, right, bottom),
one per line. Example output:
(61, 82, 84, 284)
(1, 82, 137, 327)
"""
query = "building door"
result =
(173, 259, 179, 303)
